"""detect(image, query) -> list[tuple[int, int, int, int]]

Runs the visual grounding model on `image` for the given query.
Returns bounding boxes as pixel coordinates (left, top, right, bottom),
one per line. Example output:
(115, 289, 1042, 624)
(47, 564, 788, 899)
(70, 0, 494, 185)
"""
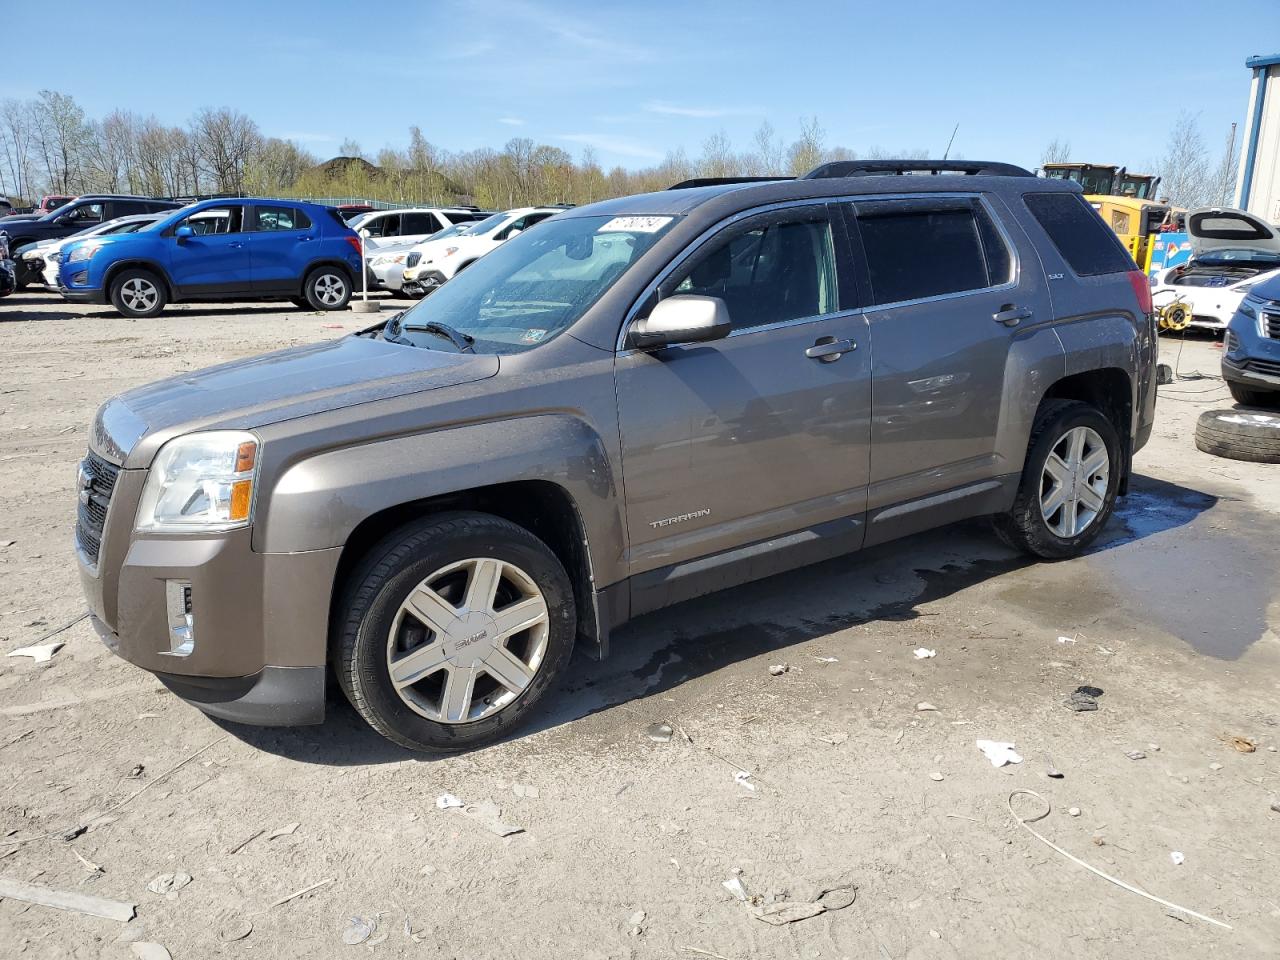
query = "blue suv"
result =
(1223, 274, 1280, 408)
(58, 198, 363, 318)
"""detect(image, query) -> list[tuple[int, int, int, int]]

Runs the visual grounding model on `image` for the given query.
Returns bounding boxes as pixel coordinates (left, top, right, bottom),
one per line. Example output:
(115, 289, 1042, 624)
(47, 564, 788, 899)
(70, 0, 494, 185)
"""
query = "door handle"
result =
(993, 304, 1032, 326)
(228, 241, 244, 248)
(805, 336, 856, 361)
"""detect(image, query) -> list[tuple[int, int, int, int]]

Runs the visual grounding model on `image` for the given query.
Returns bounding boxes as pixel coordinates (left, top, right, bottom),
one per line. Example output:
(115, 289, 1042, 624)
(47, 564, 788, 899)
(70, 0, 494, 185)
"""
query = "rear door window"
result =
(401, 212, 440, 234)
(1023, 192, 1134, 276)
(252, 205, 310, 231)
(666, 208, 841, 331)
(853, 199, 1011, 305)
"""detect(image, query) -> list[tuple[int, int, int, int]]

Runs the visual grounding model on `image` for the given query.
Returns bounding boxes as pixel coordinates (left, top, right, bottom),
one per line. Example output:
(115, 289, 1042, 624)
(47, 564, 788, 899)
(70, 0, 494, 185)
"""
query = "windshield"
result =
(1197, 248, 1280, 264)
(390, 213, 677, 354)
(464, 212, 512, 236)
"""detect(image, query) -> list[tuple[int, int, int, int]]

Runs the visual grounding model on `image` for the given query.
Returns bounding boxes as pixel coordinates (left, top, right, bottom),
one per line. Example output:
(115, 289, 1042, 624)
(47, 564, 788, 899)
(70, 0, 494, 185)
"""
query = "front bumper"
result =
(90, 614, 326, 725)
(79, 476, 342, 727)
(59, 284, 108, 304)
(1222, 307, 1280, 393)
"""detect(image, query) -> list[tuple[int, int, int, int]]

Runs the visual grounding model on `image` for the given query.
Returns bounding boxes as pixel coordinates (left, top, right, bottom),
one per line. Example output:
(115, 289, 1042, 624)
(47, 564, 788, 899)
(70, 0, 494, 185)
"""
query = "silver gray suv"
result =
(76, 161, 1157, 751)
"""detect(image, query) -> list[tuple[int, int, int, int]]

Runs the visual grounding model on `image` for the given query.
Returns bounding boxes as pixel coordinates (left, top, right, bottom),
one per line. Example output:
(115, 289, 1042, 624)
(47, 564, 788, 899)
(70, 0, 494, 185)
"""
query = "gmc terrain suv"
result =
(77, 161, 1157, 752)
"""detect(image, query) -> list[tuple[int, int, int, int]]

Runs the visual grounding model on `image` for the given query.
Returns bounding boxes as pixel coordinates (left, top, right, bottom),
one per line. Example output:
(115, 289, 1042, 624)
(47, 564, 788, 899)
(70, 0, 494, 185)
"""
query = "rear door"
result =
(167, 204, 250, 292)
(615, 203, 873, 606)
(844, 195, 1051, 535)
(248, 204, 316, 293)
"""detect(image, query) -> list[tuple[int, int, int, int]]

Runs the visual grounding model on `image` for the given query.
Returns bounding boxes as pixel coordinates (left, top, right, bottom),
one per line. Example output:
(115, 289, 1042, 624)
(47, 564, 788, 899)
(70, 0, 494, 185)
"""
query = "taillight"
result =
(1126, 270, 1152, 315)
(344, 235, 362, 257)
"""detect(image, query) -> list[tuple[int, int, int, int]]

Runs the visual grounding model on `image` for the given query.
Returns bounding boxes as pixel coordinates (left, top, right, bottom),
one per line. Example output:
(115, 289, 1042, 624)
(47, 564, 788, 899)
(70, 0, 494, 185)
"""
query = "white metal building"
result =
(1236, 53, 1280, 223)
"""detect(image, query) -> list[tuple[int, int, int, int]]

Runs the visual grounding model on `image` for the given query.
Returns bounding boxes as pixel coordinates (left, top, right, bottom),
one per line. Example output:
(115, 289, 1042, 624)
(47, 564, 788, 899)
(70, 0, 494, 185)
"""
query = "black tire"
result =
(108, 268, 167, 319)
(1226, 381, 1279, 409)
(1194, 408, 1280, 463)
(994, 399, 1123, 559)
(302, 266, 351, 311)
(334, 512, 577, 752)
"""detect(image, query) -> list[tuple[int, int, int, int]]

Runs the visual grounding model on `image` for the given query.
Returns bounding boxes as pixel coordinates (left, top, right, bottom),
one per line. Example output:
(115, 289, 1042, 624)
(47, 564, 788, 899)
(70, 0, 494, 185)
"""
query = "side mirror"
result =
(627, 295, 732, 350)
(507, 228, 522, 238)
(175, 225, 194, 240)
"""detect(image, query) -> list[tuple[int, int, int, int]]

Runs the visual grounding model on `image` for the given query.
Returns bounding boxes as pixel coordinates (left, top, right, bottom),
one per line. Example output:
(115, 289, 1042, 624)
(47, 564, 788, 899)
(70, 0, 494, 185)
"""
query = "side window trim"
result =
(845, 194, 1019, 310)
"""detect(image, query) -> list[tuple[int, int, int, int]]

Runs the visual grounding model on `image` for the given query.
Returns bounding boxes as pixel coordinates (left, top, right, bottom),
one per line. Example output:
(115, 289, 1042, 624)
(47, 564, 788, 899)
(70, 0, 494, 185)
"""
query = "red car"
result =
(35, 195, 74, 215)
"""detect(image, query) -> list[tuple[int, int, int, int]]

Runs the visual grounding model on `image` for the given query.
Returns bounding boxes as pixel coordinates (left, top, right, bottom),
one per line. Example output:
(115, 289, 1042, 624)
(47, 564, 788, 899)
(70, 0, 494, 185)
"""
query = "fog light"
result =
(164, 580, 194, 657)
(72, 270, 88, 284)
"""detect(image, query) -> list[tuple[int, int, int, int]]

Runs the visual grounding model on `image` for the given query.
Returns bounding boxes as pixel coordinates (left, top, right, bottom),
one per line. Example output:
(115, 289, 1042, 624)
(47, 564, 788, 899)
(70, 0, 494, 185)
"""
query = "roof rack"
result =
(668, 176, 793, 190)
(802, 160, 1035, 179)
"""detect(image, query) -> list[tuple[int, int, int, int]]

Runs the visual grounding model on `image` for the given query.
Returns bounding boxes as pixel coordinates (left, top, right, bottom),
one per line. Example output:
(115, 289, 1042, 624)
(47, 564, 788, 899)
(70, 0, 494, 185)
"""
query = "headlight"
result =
(136, 431, 260, 532)
(1238, 295, 1262, 320)
(67, 243, 100, 263)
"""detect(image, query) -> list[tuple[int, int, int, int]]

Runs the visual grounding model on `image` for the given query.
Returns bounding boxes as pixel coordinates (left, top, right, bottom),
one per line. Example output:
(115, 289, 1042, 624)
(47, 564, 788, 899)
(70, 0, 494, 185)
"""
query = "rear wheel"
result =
(303, 267, 351, 311)
(109, 268, 167, 318)
(995, 400, 1122, 559)
(1227, 381, 1278, 409)
(334, 512, 576, 752)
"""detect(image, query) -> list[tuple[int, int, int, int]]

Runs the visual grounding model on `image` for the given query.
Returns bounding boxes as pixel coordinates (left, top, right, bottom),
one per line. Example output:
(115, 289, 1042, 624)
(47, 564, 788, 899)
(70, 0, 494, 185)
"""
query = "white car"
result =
(349, 207, 488, 251)
(22, 214, 163, 288)
(400, 206, 565, 297)
(366, 223, 476, 294)
(1150, 207, 1280, 331)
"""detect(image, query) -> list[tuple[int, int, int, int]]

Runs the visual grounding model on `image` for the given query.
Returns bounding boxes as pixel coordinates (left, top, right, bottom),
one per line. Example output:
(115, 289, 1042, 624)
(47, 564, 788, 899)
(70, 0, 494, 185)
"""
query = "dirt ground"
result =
(1, 291, 1278, 960)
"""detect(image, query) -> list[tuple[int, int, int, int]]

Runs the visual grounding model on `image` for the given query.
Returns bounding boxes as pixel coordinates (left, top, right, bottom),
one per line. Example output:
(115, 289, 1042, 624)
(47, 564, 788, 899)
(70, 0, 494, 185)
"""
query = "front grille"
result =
(1264, 310, 1280, 339)
(405, 251, 421, 269)
(1244, 357, 1280, 378)
(76, 450, 120, 566)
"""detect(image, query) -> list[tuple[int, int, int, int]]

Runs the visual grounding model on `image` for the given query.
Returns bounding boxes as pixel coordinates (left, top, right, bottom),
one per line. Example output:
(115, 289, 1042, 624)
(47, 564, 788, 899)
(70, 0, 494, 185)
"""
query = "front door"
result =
(844, 195, 1052, 529)
(615, 204, 872, 610)
(167, 204, 250, 292)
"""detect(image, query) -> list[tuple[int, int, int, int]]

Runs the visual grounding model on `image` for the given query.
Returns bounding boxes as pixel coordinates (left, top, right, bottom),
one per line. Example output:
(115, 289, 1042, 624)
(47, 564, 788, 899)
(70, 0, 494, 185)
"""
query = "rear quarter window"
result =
(1024, 192, 1134, 276)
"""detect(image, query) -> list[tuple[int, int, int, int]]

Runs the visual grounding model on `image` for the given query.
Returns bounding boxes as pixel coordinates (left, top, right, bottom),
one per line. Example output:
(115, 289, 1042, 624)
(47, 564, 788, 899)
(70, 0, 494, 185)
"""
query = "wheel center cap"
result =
(441, 610, 498, 666)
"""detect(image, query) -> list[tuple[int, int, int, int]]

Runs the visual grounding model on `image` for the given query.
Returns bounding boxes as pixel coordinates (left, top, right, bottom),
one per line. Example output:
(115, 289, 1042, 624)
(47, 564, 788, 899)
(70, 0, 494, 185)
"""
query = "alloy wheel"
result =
(1040, 425, 1109, 538)
(386, 558, 550, 723)
(121, 277, 158, 312)
(314, 273, 346, 305)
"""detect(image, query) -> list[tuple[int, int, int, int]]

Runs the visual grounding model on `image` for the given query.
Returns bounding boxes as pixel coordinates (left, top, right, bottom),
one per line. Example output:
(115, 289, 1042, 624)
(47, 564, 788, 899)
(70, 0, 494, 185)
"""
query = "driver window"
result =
(184, 206, 243, 235)
(68, 203, 104, 223)
(666, 212, 839, 331)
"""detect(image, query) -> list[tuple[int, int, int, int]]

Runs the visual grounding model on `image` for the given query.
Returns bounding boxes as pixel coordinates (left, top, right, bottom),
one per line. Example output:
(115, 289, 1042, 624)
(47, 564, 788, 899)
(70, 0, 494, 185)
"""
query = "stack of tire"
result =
(1195, 408, 1280, 463)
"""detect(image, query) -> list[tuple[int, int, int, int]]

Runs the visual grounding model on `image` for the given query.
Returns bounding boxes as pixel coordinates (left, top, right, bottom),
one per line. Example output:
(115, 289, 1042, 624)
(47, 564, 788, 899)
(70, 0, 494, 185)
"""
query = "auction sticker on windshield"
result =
(599, 216, 673, 233)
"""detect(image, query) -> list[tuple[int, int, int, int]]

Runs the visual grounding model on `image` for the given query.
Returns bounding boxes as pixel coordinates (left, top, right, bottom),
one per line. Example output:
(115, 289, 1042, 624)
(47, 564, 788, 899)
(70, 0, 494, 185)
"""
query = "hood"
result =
(100, 334, 499, 463)
(1187, 207, 1280, 256)
(0, 214, 40, 224)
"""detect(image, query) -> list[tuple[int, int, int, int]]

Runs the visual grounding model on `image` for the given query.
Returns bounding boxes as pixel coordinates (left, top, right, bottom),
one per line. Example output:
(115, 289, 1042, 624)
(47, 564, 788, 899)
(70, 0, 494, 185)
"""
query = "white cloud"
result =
(497, 117, 526, 126)
(557, 133, 663, 161)
(643, 101, 759, 119)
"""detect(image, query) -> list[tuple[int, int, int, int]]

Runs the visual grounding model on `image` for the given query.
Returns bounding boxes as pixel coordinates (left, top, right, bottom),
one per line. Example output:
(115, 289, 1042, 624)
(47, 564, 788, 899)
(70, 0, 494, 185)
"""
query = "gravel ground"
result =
(1, 291, 1278, 959)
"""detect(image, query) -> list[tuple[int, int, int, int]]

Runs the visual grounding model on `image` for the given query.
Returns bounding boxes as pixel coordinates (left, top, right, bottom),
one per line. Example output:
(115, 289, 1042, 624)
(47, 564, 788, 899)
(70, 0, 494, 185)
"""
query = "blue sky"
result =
(7, 0, 1278, 171)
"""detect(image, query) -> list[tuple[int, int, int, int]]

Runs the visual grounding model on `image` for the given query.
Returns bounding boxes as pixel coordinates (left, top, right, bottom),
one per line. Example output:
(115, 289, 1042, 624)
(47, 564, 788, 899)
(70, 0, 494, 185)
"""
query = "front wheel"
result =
(994, 400, 1122, 559)
(303, 267, 351, 311)
(334, 512, 577, 752)
(109, 268, 167, 319)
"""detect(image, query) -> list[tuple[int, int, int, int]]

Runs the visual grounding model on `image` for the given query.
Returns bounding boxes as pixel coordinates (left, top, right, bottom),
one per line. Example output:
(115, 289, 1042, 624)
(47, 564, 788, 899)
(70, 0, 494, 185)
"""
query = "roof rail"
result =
(802, 160, 1035, 180)
(668, 176, 793, 190)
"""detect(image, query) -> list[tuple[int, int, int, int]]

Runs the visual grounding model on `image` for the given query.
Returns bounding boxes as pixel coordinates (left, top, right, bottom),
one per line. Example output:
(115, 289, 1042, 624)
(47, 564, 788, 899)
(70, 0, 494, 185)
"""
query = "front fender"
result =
(253, 414, 625, 577)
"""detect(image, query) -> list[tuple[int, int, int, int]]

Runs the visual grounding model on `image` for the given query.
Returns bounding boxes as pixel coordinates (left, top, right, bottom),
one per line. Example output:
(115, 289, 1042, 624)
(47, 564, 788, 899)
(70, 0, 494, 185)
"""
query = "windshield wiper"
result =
(401, 320, 476, 353)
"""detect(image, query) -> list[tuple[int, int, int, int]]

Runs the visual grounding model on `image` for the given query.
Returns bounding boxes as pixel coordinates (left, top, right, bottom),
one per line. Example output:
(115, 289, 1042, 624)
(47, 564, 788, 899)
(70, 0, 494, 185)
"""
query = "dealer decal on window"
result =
(520, 329, 549, 344)
(599, 216, 672, 233)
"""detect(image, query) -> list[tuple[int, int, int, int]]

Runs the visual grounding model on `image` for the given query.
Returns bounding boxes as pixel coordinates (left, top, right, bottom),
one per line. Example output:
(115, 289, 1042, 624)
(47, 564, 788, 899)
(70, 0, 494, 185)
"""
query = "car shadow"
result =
(218, 473, 1219, 765)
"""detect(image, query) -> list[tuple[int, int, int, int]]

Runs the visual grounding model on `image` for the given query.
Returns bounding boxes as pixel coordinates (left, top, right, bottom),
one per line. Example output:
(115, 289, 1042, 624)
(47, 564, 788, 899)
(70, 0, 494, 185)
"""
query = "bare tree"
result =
(1157, 112, 1211, 208)
(1040, 137, 1072, 167)
(34, 90, 90, 193)
(1209, 123, 1240, 207)
(752, 121, 783, 176)
(698, 130, 734, 179)
(338, 138, 362, 159)
(786, 116, 826, 176)
(192, 108, 261, 194)
(0, 98, 38, 202)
